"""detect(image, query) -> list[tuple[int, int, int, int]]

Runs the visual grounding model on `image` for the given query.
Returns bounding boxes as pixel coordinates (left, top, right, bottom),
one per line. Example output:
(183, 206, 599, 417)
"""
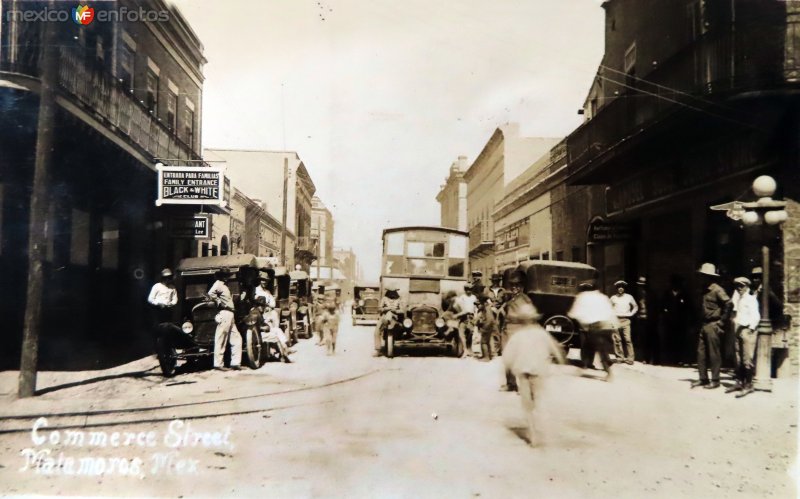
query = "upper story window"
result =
(624, 42, 637, 74)
(145, 58, 160, 114)
(166, 80, 178, 132)
(118, 32, 136, 93)
(183, 98, 196, 148)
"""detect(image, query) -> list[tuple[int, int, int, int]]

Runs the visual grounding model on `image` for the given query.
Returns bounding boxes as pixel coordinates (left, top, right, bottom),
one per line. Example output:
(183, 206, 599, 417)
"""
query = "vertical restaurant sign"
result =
(156, 165, 227, 207)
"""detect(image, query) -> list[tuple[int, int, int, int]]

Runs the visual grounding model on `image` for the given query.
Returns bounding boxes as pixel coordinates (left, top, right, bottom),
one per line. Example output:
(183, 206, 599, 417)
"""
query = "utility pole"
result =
(20, 12, 58, 397)
(280, 156, 289, 266)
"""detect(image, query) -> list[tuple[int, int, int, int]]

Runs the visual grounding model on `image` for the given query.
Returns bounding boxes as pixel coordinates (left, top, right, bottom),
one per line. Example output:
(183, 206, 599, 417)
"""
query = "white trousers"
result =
(214, 310, 242, 367)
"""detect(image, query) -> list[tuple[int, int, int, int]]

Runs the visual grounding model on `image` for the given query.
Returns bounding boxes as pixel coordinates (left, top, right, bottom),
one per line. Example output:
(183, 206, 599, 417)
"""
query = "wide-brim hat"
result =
(733, 277, 751, 287)
(160, 268, 173, 278)
(463, 282, 474, 290)
(751, 267, 763, 275)
(636, 276, 647, 286)
(614, 280, 628, 288)
(384, 283, 399, 292)
(697, 263, 719, 277)
(490, 273, 502, 281)
(578, 281, 595, 291)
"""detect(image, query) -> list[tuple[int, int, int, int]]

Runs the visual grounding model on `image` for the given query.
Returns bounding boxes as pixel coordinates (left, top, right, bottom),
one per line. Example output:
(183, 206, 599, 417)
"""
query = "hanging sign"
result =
(156, 165, 227, 207)
(169, 215, 211, 239)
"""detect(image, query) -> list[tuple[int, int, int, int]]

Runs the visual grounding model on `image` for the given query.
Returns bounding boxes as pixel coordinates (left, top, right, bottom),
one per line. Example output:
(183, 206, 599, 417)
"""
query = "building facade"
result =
(565, 0, 800, 370)
(464, 124, 560, 281)
(311, 196, 335, 267)
(436, 156, 468, 231)
(0, 0, 207, 368)
(203, 149, 318, 270)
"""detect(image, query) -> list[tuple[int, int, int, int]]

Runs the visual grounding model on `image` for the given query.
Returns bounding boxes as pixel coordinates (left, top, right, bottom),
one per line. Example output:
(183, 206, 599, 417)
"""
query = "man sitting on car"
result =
(373, 284, 405, 357)
(251, 296, 293, 363)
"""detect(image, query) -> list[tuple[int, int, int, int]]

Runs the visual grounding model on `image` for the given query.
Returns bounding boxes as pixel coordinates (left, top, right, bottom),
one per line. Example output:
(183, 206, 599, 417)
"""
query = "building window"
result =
(572, 246, 582, 263)
(555, 250, 564, 261)
(183, 99, 195, 148)
(201, 242, 209, 257)
(166, 81, 178, 132)
(70, 209, 90, 266)
(118, 33, 136, 92)
(95, 35, 104, 64)
(624, 42, 637, 74)
(145, 71, 159, 113)
(541, 251, 550, 261)
(101, 216, 119, 270)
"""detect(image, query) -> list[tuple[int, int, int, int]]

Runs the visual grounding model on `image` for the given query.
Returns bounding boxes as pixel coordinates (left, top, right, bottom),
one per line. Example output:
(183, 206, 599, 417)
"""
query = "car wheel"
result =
(451, 335, 464, 358)
(386, 332, 395, 358)
(155, 336, 177, 377)
(246, 328, 263, 369)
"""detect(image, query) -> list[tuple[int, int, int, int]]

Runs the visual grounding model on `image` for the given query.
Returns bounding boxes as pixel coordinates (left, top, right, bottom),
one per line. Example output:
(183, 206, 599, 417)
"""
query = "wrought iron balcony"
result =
(567, 9, 798, 183)
(469, 220, 494, 257)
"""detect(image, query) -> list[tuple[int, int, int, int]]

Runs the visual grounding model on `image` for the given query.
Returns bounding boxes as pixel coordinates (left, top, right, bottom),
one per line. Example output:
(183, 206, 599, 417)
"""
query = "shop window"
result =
(101, 216, 119, 269)
(70, 209, 90, 266)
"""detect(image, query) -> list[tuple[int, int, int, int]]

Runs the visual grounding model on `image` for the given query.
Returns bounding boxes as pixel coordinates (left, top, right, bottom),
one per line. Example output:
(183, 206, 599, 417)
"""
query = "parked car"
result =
(352, 282, 380, 325)
(153, 254, 264, 377)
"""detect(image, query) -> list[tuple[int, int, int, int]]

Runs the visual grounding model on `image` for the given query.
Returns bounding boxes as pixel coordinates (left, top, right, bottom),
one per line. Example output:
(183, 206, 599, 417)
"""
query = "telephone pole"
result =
(280, 156, 289, 266)
(19, 12, 58, 397)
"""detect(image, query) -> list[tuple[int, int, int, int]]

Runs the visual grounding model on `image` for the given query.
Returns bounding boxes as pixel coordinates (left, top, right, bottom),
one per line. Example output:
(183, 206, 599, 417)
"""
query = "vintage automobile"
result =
(351, 281, 380, 325)
(153, 254, 265, 377)
(378, 225, 469, 358)
(512, 260, 599, 349)
(276, 268, 313, 341)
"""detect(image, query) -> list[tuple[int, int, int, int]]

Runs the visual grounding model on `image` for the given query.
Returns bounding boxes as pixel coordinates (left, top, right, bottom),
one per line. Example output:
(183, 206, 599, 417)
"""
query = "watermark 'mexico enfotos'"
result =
(6, 4, 170, 24)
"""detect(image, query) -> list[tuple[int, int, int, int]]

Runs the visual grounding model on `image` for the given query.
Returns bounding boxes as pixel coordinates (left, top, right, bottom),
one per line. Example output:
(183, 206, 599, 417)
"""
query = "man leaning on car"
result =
(208, 269, 243, 371)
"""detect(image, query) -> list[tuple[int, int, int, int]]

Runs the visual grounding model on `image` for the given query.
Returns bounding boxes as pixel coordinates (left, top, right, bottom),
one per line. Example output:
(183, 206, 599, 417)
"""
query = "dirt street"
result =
(0, 313, 797, 498)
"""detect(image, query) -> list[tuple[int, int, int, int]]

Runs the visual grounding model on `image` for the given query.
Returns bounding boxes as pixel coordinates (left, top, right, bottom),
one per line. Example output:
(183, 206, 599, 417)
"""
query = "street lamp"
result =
(713, 175, 788, 392)
(741, 176, 788, 392)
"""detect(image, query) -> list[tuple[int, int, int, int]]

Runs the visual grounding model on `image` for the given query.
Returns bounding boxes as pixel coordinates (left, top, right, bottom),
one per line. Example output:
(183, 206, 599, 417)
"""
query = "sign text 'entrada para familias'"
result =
(155, 165, 227, 207)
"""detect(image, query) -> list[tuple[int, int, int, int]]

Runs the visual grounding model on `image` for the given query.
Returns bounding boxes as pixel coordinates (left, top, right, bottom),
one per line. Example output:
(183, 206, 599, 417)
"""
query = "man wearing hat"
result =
(255, 276, 276, 309)
(208, 269, 243, 371)
(454, 283, 480, 357)
(727, 277, 759, 394)
(487, 273, 507, 355)
(148, 268, 177, 326)
(373, 283, 405, 357)
(609, 280, 638, 364)
(692, 263, 731, 389)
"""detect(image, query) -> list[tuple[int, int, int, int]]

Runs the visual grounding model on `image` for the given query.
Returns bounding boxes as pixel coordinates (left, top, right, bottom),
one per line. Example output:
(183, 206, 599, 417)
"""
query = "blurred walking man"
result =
(503, 295, 566, 447)
(569, 281, 618, 381)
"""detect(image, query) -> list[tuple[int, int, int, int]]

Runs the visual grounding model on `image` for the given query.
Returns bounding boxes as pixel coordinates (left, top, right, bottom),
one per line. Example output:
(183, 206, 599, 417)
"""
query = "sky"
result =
(170, 0, 606, 280)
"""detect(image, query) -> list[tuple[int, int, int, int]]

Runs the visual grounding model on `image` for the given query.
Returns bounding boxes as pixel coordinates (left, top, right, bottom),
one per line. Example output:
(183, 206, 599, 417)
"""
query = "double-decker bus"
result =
(378, 226, 469, 357)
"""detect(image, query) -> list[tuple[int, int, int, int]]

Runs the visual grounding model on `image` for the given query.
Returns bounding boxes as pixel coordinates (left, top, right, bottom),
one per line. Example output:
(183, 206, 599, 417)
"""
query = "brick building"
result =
(436, 156, 468, 231)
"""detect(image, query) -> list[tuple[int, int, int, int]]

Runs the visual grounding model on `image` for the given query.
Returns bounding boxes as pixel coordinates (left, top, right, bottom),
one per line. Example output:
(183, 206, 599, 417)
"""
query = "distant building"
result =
(203, 149, 319, 269)
(436, 156, 468, 231)
(311, 196, 335, 268)
(464, 123, 560, 282)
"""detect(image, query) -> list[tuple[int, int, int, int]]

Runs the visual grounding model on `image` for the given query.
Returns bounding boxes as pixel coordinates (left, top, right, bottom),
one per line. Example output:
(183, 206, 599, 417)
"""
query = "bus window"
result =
(386, 232, 405, 256)
(385, 255, 405, 275)
(448, 234, 467, 257)
(448, 259, 465, 277)
(407, 241, 445, 258)
(407, 258, 445, 277)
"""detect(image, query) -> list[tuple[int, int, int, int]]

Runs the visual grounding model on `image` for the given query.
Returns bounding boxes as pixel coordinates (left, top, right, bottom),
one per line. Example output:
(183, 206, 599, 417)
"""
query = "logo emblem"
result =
(72, 4, 95, 25)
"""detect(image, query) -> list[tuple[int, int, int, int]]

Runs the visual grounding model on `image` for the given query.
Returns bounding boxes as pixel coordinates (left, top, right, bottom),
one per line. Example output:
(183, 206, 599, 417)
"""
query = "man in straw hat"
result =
(148, 268, 177, 326)
(691, 263, 731, 389)
(502, 294, 565, 447)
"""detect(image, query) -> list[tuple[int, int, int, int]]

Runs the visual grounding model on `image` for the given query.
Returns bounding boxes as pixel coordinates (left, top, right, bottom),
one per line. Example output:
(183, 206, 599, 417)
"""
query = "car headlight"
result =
(435, 318, 445, 329)
(403, 318, 413, 329)
(181, 321, 194, 334)
(358, 299, 365, 306)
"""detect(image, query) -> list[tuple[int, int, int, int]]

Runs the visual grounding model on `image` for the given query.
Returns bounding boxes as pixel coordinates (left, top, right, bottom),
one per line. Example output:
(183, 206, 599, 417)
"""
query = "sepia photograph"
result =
(0, 0, 798, 497)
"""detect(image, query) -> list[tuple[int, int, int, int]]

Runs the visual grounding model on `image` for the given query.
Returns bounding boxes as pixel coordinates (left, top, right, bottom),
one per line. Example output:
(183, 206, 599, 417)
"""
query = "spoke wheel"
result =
(386, 332, 395, 358)
(246, 328, 263, 369)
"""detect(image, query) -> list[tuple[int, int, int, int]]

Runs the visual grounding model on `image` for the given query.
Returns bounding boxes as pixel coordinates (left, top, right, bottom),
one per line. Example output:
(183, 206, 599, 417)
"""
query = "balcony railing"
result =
(567, 13, 794, 181)
(469, 220, 493, 256)
(0, 44, 201, 165)
(295, 236, 319, 253)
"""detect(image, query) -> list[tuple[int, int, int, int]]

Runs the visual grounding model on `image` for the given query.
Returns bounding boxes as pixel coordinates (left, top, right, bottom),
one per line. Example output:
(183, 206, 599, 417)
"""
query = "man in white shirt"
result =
(569, 281, 619, 380)
(208, 269, 242, 371)
(609, 280, 638, 364)
(254, 277, 277, 308)
(148, 268, 177, 325)
(454, 283, 479, 357)
(727, 277, 760, 394)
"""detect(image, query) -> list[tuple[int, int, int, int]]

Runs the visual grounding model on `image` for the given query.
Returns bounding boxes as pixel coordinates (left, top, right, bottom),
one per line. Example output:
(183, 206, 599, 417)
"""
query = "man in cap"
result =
(609, 280, 638, 364)
(454, 282, 480, 357)
(750, 266, 783, 328)
(727, 277, 759, 394)
(569, 281, 618, 380)
(691, 263, 731, 389)
(148, 268, 177, 326)
(208, 269, 243, 371)
(255, 276, 276, 309)
(373, 283, 405, 357)
(502, 295, 565, 447)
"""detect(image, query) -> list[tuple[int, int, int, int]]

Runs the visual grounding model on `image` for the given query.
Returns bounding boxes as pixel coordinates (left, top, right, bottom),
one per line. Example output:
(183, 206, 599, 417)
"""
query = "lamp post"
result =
(713, 175, 788, 392)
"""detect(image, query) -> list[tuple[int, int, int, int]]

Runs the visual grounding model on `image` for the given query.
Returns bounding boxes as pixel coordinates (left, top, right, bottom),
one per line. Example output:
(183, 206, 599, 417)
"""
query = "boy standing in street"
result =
(610, 280, 638, 364)
(321, 301, 340, 356)
(502, 295, 566, 447)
